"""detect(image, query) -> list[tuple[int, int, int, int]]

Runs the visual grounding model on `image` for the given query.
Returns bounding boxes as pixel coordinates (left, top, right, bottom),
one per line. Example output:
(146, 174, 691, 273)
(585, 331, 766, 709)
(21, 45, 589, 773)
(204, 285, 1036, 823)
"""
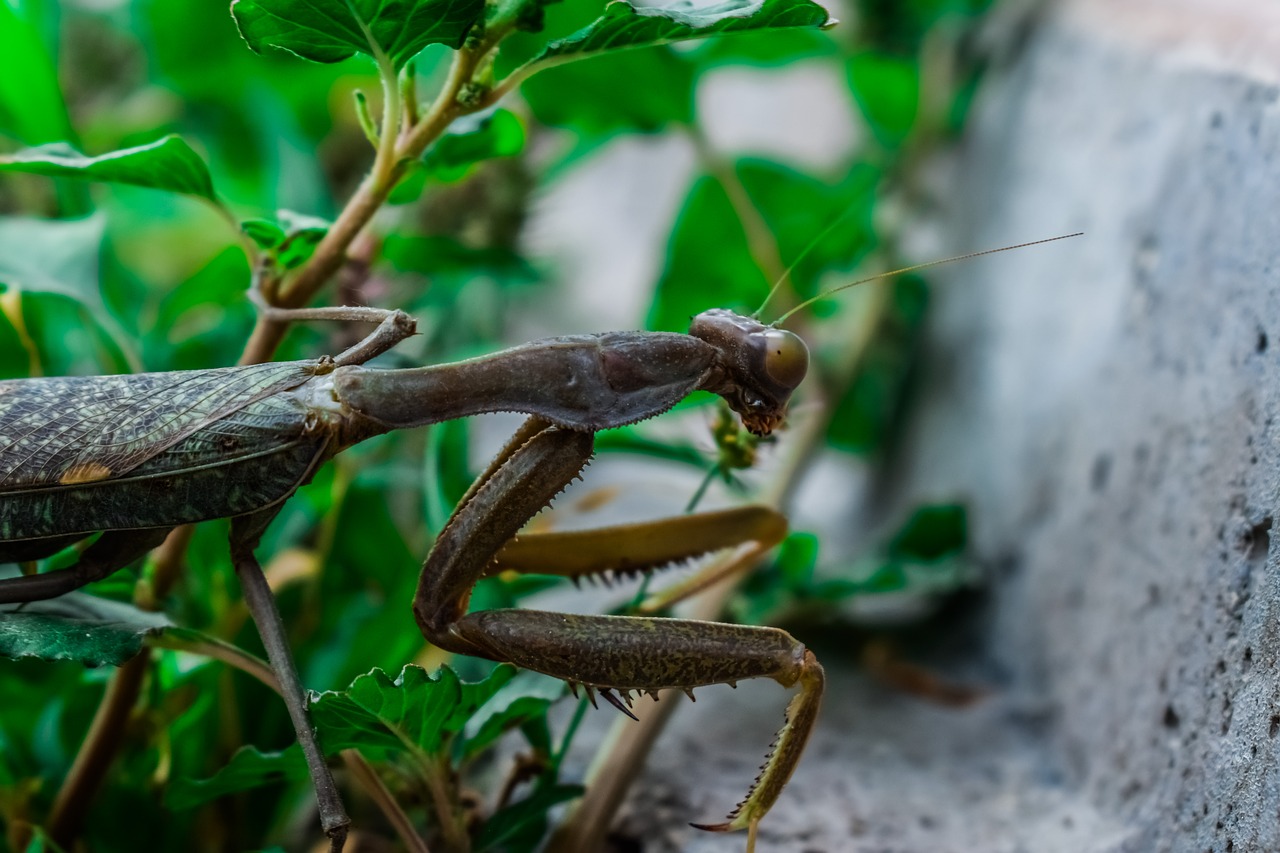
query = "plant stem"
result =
(424, 756, 470, 853)
(46, 651, 149, 846)
(343, 750, 432, 853)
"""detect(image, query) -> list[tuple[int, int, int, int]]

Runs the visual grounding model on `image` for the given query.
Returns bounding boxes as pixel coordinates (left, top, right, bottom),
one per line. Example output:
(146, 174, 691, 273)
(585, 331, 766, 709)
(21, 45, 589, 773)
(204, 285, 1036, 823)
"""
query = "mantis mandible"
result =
(0, 233, 1078, 851)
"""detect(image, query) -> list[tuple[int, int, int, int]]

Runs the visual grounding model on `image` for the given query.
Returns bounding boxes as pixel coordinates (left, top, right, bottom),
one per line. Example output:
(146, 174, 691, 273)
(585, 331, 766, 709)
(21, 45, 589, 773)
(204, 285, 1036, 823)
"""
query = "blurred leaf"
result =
(647, 173, 767, 332)
(309, 664, 516, 759)
(383, 233, 537, 281)
(522, 46, 695, 135)
(146, 246, 253, 371)
(648, 160, 878, 332)
(736, 159, 879, 301)
(167, 745, 306, 809)
(231, 0, 486, 68)
(488, 0, 564, 34)
(0, 137, 219, 204)
(775, 531, 819, 587)
(846, 50, 919, 148)
(690, 26, 836, 66)
(827, 273, 926, 452)
(0, 214, 139, 373)
(0, 594, 170, 667)
(0, 3, 74, 145)
(0, 214, 104, 304)
(460, 670, 564, 760)
(421, 109, 526, 182)
(475, 784, 584, 852)
(524, 0, 833, 67)
(853, 0, 993, 50)
(887, 503, 967, 562)
(22, 827, 65, 853)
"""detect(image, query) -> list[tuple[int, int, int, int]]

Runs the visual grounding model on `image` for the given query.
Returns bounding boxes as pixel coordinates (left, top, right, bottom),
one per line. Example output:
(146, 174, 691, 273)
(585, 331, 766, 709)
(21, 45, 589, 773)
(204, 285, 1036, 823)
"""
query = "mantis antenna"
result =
(769, 231, 1085, 326)
(752, 201, 868, 321)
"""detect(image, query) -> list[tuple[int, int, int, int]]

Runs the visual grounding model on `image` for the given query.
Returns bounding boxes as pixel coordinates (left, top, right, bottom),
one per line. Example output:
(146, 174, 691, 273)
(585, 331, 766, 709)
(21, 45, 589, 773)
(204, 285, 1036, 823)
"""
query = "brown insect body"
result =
(0, 308, 820, 849)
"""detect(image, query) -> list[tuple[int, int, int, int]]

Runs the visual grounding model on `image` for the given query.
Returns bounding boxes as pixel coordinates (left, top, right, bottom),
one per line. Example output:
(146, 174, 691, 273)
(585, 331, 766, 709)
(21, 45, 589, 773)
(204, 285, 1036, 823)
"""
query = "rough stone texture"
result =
(592, 2, 1280, 851)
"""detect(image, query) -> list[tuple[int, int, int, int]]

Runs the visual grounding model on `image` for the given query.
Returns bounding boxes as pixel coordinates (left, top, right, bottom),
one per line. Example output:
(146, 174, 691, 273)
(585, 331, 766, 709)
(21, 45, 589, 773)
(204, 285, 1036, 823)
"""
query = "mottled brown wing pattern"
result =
(0, 362, 315, 490)
(0, 362, 328, 541)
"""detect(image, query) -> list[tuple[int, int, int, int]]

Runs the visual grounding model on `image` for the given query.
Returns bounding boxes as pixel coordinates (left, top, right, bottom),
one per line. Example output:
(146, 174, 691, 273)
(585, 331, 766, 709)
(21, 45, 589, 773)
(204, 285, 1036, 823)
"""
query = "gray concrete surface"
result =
(568, 2, 1280, 851)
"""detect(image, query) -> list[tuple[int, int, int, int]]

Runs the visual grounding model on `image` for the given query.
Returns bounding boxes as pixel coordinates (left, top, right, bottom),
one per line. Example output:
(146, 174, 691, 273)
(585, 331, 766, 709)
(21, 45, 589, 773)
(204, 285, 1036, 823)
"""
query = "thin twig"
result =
(46, 652, 149, 846)
(342, 750, 432, 853)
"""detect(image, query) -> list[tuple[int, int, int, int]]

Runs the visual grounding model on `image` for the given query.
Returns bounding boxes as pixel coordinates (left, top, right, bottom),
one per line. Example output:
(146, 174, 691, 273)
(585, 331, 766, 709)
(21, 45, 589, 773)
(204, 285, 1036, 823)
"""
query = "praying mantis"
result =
(0, 234, 1078, 851)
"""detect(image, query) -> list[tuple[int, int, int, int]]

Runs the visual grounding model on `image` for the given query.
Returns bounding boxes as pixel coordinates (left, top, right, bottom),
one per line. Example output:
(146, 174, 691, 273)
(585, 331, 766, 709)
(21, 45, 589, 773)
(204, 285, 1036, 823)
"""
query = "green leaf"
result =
(647, 160, 878, 332)
(0, 214, 141, 375)
(231, 0, 487, 68)
(846, 50, 919, 148)
(382, 233, 537, 281)
(475, 784, 584, 851)
(522, 46, 695, 134)
(0, 593, 170, 667)
(691, 26, 836, 66)
(421, 109, 526, 181)
(487, 0, 564, 34)
(0, 136, 219, 203)
(0, 3, 74, 145)
(242, 211, 330, 269)
(167, 745, 307, 809)
(240, 218, 285, 249)
(0, 214, 104, 305)
(309, 664, 517, 759)
(887, 504, 967, 562)
(775, 532, 819, 587)
(647, 173, 768, 332)
(525, 0, 833, 68)
(460, 670, 564, 760)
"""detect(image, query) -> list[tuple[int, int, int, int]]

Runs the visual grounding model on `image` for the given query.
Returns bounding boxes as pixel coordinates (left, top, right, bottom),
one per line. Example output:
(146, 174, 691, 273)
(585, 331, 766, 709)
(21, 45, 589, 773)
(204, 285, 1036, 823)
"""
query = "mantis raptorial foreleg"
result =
(413, 416, 825, 832)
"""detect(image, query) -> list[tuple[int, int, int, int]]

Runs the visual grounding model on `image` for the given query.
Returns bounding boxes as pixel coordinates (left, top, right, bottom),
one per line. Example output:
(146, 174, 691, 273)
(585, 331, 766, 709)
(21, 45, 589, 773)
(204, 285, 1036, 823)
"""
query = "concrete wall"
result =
(616, 2, 1280, 851)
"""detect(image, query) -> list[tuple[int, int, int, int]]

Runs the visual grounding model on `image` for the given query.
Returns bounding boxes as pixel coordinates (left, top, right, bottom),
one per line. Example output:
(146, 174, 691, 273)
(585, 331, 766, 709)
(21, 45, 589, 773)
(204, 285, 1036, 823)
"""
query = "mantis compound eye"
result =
(760, 328, 808, 392)
(687, 308, 811, 436)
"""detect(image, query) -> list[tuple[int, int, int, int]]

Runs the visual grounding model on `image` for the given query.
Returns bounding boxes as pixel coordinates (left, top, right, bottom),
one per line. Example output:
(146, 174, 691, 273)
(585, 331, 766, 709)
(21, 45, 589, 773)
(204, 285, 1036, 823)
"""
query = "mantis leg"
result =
(229, 514, 350, 853)
(414, 418, 824, 833)
(488, 507, 788, 612)
(248, 256, 418, 367)
(0, 528, 170, 604)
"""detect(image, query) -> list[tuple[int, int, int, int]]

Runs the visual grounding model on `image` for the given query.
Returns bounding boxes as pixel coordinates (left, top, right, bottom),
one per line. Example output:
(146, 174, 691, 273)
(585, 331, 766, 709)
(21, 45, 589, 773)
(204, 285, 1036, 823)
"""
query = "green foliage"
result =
(527, 0, 833, 65)
(0, 0, 993, 849)
(0, 137, 220, 204)
(241, 210, 330, 269)
(0, 595, 169, 667)
(421, 109, 527, 181)
(847, 50, 919, 148)
(736, 503, 972, 625)
(522, 47, 696, 134)
(231, 0, 487, 67)
(0, 4, 73, 146)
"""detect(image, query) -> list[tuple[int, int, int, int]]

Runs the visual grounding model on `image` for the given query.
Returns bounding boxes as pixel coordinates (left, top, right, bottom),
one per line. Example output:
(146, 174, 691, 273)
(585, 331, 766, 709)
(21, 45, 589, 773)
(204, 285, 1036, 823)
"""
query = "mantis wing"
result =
(0, 362, 327, 541)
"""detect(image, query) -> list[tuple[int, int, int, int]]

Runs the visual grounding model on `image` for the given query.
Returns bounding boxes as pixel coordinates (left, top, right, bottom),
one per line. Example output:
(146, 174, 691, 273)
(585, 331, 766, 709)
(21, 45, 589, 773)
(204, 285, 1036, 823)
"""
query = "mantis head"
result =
(690, 309, 809, 436)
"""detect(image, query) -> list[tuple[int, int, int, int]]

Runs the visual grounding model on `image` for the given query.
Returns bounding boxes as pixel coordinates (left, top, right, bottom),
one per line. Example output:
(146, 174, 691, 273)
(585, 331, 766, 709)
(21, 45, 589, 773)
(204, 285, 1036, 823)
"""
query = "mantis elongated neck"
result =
(332, 331, 718, 433)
